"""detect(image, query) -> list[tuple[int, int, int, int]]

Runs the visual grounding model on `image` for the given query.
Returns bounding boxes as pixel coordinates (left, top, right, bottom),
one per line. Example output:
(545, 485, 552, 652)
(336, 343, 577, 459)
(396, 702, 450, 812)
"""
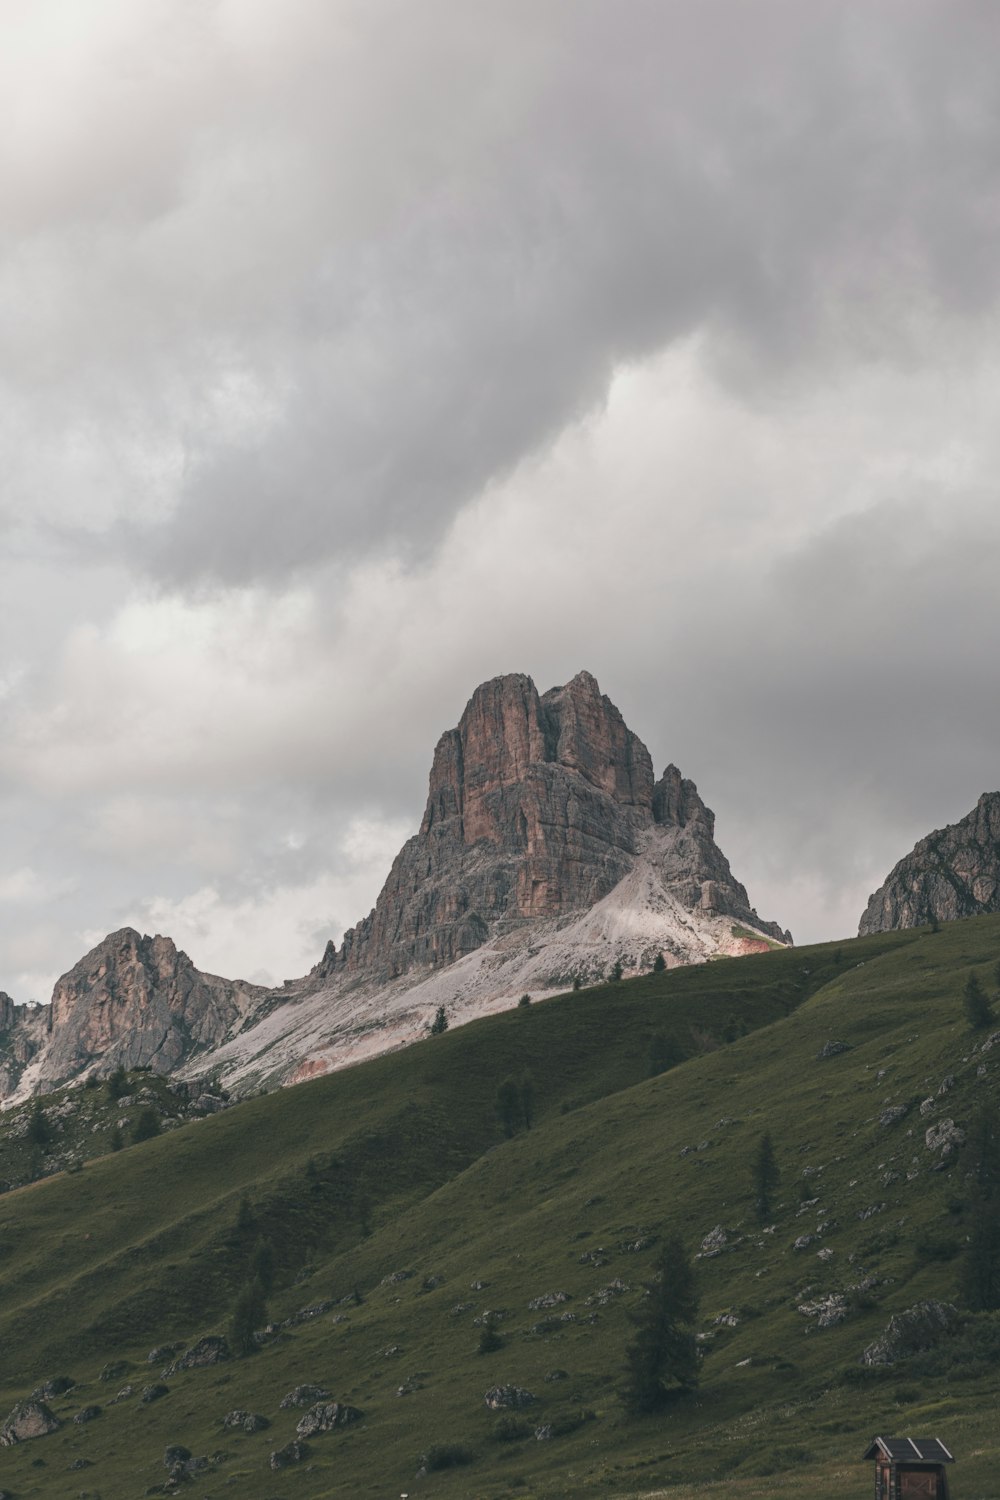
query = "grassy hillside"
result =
(0, 919, 998, 1498)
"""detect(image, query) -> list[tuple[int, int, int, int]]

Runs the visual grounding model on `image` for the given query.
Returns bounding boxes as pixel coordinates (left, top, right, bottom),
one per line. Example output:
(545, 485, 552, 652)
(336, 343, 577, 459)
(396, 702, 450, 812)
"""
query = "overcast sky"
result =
(2, 0, 1000, 1000)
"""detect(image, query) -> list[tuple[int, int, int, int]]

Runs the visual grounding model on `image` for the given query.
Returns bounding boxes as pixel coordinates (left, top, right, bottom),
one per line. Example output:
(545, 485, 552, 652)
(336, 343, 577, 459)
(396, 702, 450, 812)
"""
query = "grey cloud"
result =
(5, 2, 1000, 588)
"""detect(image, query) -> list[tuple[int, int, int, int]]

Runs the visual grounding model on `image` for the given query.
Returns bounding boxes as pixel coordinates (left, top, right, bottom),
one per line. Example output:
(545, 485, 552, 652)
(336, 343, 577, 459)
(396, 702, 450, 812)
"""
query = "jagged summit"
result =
(859, 792, 1000, 934)
(314, 671, 786, 987)
(2, 670, 789, 1102)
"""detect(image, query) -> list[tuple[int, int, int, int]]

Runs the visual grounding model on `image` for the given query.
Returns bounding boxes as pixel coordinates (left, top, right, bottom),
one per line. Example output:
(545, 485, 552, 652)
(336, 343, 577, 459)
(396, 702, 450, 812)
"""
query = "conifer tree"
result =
(429, 1005, 449, 1035)
(495, 1077, 522, 1138)
(25, 1098, 52, 1148)
(131, 1107, 160, 1143)
(753, 1130, 780, 1221)
(964, 970, 994, 1030)
(519, 1071, 535, 1130)
(230, 1277, 268, 1357)
(961, 1103, 1000, 1311)
(622, 1234, 699, 1415)
(653, 952, 666, 973)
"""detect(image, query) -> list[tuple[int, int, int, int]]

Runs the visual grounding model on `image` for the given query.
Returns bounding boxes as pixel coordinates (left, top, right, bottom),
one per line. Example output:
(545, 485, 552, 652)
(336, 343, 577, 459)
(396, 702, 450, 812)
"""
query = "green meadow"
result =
(1, 917, 998, 1498)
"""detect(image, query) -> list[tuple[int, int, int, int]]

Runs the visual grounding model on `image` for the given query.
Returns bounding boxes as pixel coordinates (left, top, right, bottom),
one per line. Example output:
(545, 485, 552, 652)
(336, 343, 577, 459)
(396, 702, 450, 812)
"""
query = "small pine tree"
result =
(622, 1235, 699, 1415)
(106, 1064, 130, 1102)
(495, 1078, 522, 1138)
(109, 1126, 124, 1152)
(753, 1131, 780, 1222)
(648, 1033, 682, 1077)
(230, 1276, 269, 1357)
(517, 993, 531, 1007)
(131, 1108, 160, 1143)
(611, 960, 623, 983)
(25, 1099, 53, 1148)
(519, 1071, 535, 1130)
(429, 1006, 449, 1035)
(236, 1193, 255, 1234)
(572, 975, 582, 991)
(477, 1320, 503, 1355)
(964, 971, 994, 1030)
(961, 1104, 1000, 1311)
(929, 911, 941, 933)
(250, 1236, 276, 1295)
(652, 952, 666, 973)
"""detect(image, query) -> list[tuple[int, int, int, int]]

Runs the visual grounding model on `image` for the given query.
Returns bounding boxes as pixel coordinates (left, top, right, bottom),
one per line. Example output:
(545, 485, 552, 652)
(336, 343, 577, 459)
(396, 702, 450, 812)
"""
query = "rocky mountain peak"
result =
(318, 670, 786, 984)
(34, 926, 267, 1091)
(859, 791, 1000, 933)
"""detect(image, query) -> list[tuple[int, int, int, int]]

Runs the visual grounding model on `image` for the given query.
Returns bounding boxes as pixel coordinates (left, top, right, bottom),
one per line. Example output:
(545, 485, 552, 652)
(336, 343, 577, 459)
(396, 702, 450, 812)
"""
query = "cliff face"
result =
(859, 793, 1000, 934)
(316, 671, 787, 982)
(32, 928, 266, 1090)
(0, 993, 48, 1097)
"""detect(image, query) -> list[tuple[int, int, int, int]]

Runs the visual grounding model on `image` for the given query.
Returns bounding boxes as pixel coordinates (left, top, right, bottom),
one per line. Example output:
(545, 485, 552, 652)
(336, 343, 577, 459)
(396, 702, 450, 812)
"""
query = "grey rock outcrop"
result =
(295, 1401, 363, 1437)
(315, 671, 789, 984)
(33, 930, 267, 1091)
(861, 1300, 959, 1365)
(860, 792, 1000, 933)
(484, 1385, 536, 1410)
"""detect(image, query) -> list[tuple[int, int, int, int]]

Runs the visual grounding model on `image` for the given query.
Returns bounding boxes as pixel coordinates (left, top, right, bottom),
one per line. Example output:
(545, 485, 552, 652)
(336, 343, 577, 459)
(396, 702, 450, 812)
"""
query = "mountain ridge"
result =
(1, 670, 789, 1102)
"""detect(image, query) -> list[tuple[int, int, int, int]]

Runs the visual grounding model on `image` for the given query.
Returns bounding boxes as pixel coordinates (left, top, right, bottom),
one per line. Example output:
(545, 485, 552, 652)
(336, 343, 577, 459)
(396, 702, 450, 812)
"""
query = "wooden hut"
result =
(863, 1437, 954, 1499)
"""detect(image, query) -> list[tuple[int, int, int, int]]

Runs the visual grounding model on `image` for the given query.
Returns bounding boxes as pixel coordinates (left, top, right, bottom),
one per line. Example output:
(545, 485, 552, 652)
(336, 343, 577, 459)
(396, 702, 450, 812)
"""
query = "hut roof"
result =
(863, 1438, 954, 1464)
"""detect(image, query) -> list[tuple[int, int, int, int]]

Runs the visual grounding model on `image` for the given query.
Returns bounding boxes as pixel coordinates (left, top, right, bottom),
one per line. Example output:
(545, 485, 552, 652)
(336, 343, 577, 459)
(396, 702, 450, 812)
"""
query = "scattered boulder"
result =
(857, 1203, 886, 1221)
(861, 1300, 959, 1366)
(0, 1400, 60, 1446)
(380, 1269, 414, 1286)
(73, 1406, 102, 1424)
(938, 1075, 955, 1095)
(797, 1294, 848, 1328)
(147, 1343, 181, 1364)
(919, 1097, 936, 1117)
(534, 1424, 553, 1441)
(279, 1384, 330, 1409)
(140, 1383, 170, 1404)
(527, 1291, 569, 1311)
(925, 1118, 965, 1155)
(584, 1279, 630, 1307)
(817, 1040, 853, 1059)
(295, 1401, 363, 1438)
(193, 1093, 226, 1113)
(166, 1335, 230, 1373)
(222, 1409, 270, 1432)
(793, 1234, 817, 1251)
(879, 1104, 909, 1128)
(699, 1226, 727, 1258)
(100, 1360, 131, 1382)
(544, 1369, 569, 1382)
(30, 1376, 75, 1401)
(163, 1444, 191, 1470)
(271, 1439, 309, 1470)
(484, 1385, 536, 1410)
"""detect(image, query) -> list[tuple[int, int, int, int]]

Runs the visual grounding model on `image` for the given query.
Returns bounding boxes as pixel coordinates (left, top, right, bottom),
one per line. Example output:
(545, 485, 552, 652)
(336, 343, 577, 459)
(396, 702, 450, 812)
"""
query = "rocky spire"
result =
(317, 670, 786, 982)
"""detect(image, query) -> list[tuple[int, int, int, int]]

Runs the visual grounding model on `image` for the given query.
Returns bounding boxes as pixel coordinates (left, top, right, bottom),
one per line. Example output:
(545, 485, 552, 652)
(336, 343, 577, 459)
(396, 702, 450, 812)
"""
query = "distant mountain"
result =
(1, 671, 789, 1102)
(859, 792, 1000, 934)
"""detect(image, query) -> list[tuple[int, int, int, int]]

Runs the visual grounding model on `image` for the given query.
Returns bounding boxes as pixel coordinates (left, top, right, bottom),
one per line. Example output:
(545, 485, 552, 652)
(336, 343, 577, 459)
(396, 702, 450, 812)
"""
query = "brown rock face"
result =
(859, 792, 1000, 934)
(317, 671, 786, 982)
(35, 928, 266, 1089)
